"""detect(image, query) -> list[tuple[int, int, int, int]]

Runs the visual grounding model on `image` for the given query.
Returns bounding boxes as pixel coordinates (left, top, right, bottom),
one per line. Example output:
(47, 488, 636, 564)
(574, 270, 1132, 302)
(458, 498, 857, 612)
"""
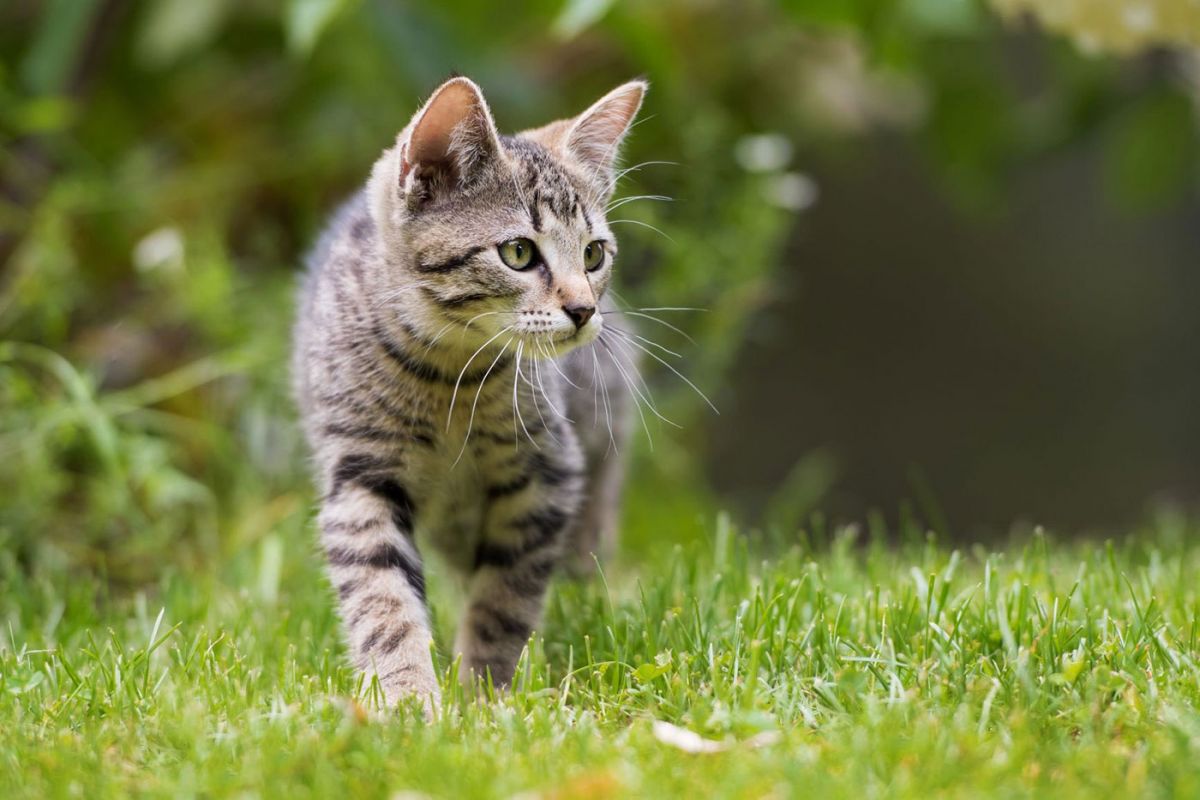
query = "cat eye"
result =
(498, 238, 537, 270)
(583, 241, 606, 272)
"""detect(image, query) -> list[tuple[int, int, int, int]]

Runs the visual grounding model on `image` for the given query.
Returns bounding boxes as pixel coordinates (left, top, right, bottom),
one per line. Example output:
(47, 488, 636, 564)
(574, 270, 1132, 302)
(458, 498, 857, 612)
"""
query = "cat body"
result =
(292, 78, 643, 708)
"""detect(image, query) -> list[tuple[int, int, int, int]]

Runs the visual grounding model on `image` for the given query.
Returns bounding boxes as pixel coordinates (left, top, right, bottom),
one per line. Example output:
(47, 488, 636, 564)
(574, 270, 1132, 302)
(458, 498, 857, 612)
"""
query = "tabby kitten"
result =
(292, 77, 643, 709)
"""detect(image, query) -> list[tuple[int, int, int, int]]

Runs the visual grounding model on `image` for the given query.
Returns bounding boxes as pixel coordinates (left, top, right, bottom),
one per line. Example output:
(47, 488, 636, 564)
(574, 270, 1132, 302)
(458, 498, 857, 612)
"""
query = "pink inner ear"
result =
(568, 84, 645, 172)
(407, 81, 487, 169)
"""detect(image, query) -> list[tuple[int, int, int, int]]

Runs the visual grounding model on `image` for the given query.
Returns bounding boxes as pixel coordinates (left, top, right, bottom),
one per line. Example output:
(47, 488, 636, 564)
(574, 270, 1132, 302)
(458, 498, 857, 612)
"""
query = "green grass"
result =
(5, 512, 1200, 798)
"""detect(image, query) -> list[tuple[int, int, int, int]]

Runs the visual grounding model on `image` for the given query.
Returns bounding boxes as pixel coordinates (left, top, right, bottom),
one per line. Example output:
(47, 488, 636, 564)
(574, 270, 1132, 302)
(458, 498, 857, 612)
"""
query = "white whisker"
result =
(607, 324, 681, 359)
(601, 332, 681, 430)
(521, 345, 560, 446)
(605, 194, 673, 213)
(601, 160, 678, 199)
(587, 159, 678, 210)
(512, 341, 537, 449)
(610, 330, 719, 414)
(422, 321, 458, 353)
(368, 287, 412, 309)
(452, 337, 513, 467)
(541, 341, 581, 388)
(509, 168, 532, 216)
(532, 341, 571, 422)
(597, 337, 654, 450)
(447, 325, 513, 431)
(609, 310, 696, 344)
(428, 310, 517, 350)
(589, 345, 602, 429)
(511, 341, 521, 446)
(606, 218, 675, 243)
(596, 347, 616, 455)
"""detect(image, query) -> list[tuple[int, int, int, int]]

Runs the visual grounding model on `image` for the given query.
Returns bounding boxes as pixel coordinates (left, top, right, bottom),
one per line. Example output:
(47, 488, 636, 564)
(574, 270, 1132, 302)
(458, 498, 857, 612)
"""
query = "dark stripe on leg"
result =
(501, 554, 559, 597)
(471, 606, 531, 646)
(530, 452, 579, 487)
(379, 623, 414, 655)
(326, 456, 418, 535)
(373, 478, 416, 532)
(473, 507, 568, 569)
(330, 453, 394, 497)
(328, 543, 427, 602)
(361, 623, 389, 653)
(324, 518, 386, 536)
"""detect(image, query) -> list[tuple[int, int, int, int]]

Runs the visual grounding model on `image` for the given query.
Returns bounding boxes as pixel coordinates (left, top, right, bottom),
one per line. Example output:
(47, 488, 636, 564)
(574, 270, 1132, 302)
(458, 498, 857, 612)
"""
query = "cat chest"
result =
(411, 449, 487, 569)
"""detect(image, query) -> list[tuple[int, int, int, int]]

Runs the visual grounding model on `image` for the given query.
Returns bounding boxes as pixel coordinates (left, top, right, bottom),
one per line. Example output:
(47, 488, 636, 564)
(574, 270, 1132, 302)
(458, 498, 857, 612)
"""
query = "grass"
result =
(4, 509, 1200, 798)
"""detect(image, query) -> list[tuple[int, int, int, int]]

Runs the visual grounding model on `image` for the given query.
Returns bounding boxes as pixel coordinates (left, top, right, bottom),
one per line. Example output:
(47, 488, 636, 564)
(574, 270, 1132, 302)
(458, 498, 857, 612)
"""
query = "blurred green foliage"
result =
(1, 0, 1198, 583)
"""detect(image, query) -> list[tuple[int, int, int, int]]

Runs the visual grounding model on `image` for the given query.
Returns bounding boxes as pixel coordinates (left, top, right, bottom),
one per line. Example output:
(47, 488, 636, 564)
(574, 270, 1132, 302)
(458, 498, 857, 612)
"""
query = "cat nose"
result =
(563, 303, 596, 329)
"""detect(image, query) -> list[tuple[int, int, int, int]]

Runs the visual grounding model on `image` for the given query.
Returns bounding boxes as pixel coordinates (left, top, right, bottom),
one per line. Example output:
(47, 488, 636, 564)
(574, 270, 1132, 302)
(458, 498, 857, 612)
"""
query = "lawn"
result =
(4, 2, 1200, 797)
(4, 508, 1200, 798)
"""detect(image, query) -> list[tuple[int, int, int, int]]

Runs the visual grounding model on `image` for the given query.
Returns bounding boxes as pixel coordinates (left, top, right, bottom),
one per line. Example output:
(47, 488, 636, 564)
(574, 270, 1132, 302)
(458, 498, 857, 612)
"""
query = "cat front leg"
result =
(455, 445, 584, 688)
(319, 458, 438, 713)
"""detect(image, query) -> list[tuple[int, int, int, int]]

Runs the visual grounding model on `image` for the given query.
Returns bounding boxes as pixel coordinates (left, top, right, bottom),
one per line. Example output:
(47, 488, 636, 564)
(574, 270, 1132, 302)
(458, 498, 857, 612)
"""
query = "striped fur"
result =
(292, 78, 643, 710)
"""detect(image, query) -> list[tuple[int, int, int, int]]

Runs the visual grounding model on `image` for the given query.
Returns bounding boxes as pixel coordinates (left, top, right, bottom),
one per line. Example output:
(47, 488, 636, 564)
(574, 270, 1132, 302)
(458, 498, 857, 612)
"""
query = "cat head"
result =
(367, 76, 646, 359)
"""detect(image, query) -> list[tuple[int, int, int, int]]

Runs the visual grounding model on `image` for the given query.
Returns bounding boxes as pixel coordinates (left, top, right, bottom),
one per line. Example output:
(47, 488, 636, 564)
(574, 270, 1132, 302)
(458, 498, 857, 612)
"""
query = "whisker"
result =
(607, 218, 675, 243)
(607, 310, 696, 344)
(532, 341, 571, 422)
(422, 321, 458, 353)
(511, 341, 521, 446)
(541, 342, 582, 388)
(607, 324, 681, 359)
(597, 338, 654, 450)
(368, 292, 408, 311)
(605, 194, 673, 213)
(512, 342, 538, 449)
(509, 167, 532, 219)
(594, 345, 617, 454)
(428, 310, 518, 350)
(583, 134, 633, 209)
(603, 160, 679, 196)
(606, 288, 707, 320)
(611, 330, 719, 414)
(587, 159, 679, 210)
(521, 345, 560, 446)
(589, 345, 602, 429)
(452, 337, 514, 467)
(447, 325, 513, 431)
(600, 332, 681, 429)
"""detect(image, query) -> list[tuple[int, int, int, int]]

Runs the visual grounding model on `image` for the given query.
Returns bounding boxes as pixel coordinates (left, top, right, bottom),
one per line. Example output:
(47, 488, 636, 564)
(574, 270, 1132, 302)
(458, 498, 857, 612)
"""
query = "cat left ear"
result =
(399, 77, 502, 196)
(564, 80, 647, 181)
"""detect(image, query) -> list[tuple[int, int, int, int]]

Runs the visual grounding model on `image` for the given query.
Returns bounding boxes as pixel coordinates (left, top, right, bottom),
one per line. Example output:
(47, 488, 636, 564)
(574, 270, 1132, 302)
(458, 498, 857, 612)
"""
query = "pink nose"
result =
(563, 304, 596, 329)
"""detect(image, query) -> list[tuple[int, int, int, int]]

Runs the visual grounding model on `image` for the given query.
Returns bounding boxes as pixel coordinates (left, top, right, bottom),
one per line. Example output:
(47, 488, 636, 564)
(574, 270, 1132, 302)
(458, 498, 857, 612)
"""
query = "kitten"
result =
(292, 77, 643, 710)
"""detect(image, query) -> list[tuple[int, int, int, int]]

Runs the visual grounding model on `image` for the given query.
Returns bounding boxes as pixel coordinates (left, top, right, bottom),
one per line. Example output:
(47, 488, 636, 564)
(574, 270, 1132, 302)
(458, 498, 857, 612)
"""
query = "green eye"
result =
(498, 238, 536, 270)
(583, 240, 605, 271)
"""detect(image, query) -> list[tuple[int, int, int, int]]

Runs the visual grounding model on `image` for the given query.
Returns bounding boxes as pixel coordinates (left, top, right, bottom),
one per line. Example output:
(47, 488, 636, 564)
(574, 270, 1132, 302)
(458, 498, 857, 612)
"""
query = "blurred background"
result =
(2, 0, 1199, 584)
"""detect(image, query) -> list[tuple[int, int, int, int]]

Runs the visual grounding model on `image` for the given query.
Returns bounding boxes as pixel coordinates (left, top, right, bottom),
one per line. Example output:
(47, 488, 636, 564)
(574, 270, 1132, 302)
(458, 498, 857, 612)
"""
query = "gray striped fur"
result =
(292, 78, 643, 710)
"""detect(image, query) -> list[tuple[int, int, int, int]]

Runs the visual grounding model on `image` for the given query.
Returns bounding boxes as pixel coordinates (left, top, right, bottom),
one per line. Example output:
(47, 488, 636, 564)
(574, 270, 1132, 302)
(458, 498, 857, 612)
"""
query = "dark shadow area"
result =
(711, 137, 1200, 534)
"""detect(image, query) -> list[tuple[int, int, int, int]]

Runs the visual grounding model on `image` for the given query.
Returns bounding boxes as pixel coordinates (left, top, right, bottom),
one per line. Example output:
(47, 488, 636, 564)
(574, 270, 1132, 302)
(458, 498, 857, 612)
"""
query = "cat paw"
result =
(376, 666, 441, 720)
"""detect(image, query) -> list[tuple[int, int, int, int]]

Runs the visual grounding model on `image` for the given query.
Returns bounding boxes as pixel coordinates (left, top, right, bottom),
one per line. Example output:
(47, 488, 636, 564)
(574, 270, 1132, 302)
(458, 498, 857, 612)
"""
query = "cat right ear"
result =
(563, 80, 647, 183)
(398, 77, 502, 199)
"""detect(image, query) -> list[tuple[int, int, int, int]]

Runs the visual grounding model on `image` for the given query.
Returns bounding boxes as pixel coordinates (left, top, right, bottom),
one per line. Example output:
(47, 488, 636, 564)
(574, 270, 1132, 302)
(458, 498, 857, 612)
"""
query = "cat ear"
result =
(399, 77, 502, 196)
(564, 80, 647, 180)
